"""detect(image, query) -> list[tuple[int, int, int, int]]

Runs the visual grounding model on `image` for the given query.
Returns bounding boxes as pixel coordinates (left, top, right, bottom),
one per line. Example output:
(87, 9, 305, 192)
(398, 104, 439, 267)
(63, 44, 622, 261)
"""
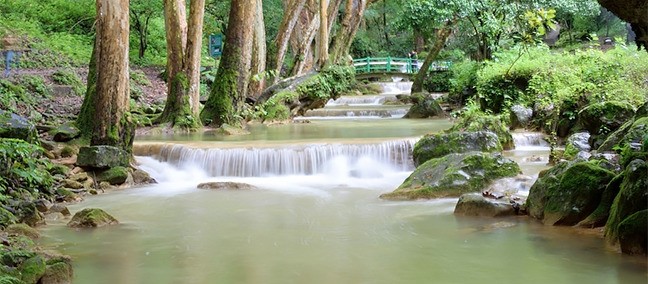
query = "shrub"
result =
(0, 139, 54, 203)
(51, 69, 84, 96)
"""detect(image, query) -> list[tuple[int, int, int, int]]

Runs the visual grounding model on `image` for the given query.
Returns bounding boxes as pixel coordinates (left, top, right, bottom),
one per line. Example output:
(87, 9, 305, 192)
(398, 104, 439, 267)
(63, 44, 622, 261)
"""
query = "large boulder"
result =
(617, 210, 647, 255)
(454, 193, 517, 217)
(412, 131, 502, 166)
(197, 182, 258, 190)
(0, 110, 38, 143)
(604, 159, 648, 248)
(598, 117, 648, 152)
(578, 101, 635, 136)
(509, 104, 533, 129)
(76, 146, 130, 169)
(526, 161, 616, 225)
(448, 113, 514, 150)
(380, 152, 520, 200)
(403, 93, 445, 118)
(67, 208, 119, 228)
(563, 132, 591, 160)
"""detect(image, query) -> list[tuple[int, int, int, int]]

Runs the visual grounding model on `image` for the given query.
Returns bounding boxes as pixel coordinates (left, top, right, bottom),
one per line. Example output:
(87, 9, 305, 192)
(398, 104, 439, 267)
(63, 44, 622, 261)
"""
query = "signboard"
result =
(209, 34, 223, 57)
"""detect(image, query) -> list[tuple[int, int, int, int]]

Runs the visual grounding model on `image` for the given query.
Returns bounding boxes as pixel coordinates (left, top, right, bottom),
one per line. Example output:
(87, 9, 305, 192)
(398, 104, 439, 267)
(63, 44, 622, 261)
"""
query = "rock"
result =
(76, 146, 130, 169)
(6, 223, 40, 240)
(99, 181, 116, 190)
(563, 132, 591, 160)
(216, 124, 251, 135)
(197, 182, 258, 190)
(617, 210, 647, 255)
(18, 255, 47, 284)
(412, 131, 502, 166)
(454, 193, 516, 217)
(15, 201, 45, 227)
(605, 159, 648, 247)
(67, 208, 119, 228)
(526, 161, 616, 225)
(96, 166, 129, 185)
(132, 169, 156, 184)
(448, 113, 514, 150)
(380, 152, 520, 200)
(41, 261, 74, 284)
(588, 153, 622, 173)
(69, 172, 90, 182)
(403, 93, 445, 118)
(510, 104, 533, 129)
(395, 94, 413, 104)
(62, 179, 84, 190)
(0, 207, 18, 228)
(34, 199, 52, 213)
(598, 117, 648, 152)
(55, 188, 80, 203)
(48, 164, 70, 176)
(578, 101, 635, 136)
(49, 204, 71, 216)
(40, 140, 57, 151)
(51, 123, 80, 142)
(0, 110, 38, 143)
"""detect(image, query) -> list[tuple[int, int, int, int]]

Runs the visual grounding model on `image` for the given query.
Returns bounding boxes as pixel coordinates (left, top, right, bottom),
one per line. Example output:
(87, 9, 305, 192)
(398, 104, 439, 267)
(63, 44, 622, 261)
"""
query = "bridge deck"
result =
(352, 57, 451, 75)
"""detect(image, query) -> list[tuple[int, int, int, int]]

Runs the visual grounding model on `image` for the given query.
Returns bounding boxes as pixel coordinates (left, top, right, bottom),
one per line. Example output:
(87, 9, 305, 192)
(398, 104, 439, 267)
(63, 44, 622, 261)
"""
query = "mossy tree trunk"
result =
(77, 0, 134, 152)
(411, 19, 455, 94)
(157, 0, 205, 129)
(200, 0, 254, 127)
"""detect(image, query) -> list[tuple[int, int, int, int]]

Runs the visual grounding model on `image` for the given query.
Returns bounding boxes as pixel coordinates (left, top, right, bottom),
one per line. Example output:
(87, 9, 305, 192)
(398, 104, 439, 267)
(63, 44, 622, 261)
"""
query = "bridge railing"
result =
(352, 57, 452, 74)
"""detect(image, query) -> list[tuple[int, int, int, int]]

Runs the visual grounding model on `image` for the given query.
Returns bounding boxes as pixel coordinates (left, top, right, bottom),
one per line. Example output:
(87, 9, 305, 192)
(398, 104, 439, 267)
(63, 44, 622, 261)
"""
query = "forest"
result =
(0, 0, 647, 283)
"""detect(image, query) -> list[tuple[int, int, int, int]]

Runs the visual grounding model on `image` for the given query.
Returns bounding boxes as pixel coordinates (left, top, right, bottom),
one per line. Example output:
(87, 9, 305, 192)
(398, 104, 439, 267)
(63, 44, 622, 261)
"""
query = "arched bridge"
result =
(352, 57, 451, 80)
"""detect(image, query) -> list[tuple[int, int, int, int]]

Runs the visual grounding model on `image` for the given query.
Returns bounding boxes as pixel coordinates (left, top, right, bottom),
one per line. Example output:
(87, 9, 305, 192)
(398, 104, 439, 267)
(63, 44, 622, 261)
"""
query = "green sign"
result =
(209, 34, 223, 57)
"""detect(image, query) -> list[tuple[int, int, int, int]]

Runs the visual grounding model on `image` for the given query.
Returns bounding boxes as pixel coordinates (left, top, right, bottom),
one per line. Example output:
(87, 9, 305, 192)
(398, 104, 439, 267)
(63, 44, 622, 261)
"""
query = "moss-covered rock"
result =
(197, 182, 258, 190)
(403, 93, 445, 119)
(76, 145, 129, 169)
(412, 131, 502, 166)
(67, 208, 118, 228)
(50, 123, 80, 142)
(563, 132, 591, 160)
(0, 207, 18, 228)
(55, 188, 79, 203)
(616, 210, 647, 255)
(598, 117, 648, 152)
(6, 224, 40, 240)
(17, 255, 46, 284)
(448, 113, 514, 150)
(40, 261, 74, 284)
(0, 110, 38, 144)
(526, 161, 616, 225)
(605, 159, 648, 246)
(578, 101, 636, 136)
(454, 193, 516, 217)
(576, 173, 623, 228)
(96, 166, 129, 185)
(380, 152, 520, 200)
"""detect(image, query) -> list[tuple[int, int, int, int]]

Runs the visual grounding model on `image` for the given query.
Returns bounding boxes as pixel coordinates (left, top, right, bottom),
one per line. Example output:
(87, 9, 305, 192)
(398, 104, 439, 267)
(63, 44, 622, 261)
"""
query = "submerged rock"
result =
(67, 208, 119, 228)
(526, 161, 616, 225)
(403, 93, 445, 118)
(96, 166, 129, 185)
(454, 193, 516, 217)
(380, 152, 520, 200)
(197, 182, 258, 190)
(412, 131, 502, 166)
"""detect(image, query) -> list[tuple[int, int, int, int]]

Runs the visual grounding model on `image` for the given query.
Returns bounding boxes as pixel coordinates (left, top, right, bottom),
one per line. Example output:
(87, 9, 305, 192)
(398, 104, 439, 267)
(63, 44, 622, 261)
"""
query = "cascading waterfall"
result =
(375, 82, 412, 95)
(326, 96, 385, 106)
(302, 108, 408, 118)
(512, 132, 549, 149)
(145, 139, 417, 177)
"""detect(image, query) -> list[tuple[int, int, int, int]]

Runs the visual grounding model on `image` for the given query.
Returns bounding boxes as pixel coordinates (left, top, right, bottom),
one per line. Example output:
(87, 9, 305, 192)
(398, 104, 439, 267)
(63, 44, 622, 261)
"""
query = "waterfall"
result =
(302, 108, 408, 118)
(512, 132, 549, 149)
(141, 139, 417, 177)
(375, 82, 412, 95)
(326, 96, 385, 106)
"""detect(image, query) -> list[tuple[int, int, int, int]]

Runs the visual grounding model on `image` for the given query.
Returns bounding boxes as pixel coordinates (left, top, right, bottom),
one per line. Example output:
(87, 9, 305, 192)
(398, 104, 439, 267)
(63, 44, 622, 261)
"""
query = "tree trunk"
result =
(200, 0, 254, 127)
(248, 0, 267, 99)
(185, 0, 206, 117)
(79, 0, 133, 151)
(411, 19, 454, 94)
(269, 0, 307, 83)
(414, 28, 425, 52)
(157, 0, 204, 128)
(329, 0, 370, 64)
(316, 0, 329, 69)
(291, 12, 319, 75)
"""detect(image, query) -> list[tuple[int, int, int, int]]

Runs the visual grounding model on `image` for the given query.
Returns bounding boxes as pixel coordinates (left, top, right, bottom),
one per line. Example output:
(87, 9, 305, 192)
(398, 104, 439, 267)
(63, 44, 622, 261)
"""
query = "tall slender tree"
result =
(329, 0, 372, 64)
(268, 0, 308, 83)
(156, 0, 205, 128)
(248, 0, 267, 98)
(317, 0, 329, 69)
(200, 0, 255, 126)
(77, 0, 134, 153)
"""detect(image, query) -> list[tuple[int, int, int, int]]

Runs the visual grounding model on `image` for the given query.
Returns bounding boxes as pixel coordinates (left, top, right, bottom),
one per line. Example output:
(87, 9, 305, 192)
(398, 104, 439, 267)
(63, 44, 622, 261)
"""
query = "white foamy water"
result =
(326, 96, 386, 106)
(376, 82, 412, 95)
(512, 132, 550, 151)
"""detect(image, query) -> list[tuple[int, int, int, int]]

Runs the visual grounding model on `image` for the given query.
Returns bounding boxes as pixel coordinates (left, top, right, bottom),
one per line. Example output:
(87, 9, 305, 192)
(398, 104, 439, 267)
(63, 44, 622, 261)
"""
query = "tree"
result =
(268, 0, 307, 83)
(316, 0, 329, 69)
(200, 0, 254, 127)
(156, 0, 205, 129)
(329, 0, 373, 64)
(248, 0, 267, 98)
(77, 0, 134, 152)
(130, 0, 163, 59)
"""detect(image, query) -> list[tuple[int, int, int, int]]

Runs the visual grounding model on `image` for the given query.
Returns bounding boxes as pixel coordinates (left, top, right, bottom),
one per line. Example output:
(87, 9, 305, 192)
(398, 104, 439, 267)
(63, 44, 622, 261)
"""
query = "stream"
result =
(39, 84, 647, 283)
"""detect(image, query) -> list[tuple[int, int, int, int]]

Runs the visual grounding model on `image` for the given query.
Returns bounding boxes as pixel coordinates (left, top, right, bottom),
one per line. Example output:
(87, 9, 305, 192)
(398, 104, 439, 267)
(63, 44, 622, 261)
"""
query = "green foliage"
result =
(297, 65, 356, 101)
(257, 91, 299, 121)
(51, 69, 84, 96)
(130, 70, 151, 86)
(423, 72, 452, 92)
(0, 139, 54, 202)
(0, 80, 30, 114)
(447, 60, 480, 105)
(18, 75, 51, 98)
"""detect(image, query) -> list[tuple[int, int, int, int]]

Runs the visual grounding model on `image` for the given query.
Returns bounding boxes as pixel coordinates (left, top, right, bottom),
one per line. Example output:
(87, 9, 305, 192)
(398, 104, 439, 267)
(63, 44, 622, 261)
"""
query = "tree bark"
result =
(291, 12, 319, 75)
(248, 0, 267, 99)
(411, 19, 455, 94)
(329, 0, 370, 64)
(157, 0, 204, 128)
(79, 0, 133, 151)
(316, 0, 329, 69)
(269, 0, 307, 83)
(200, 0, 255, 127)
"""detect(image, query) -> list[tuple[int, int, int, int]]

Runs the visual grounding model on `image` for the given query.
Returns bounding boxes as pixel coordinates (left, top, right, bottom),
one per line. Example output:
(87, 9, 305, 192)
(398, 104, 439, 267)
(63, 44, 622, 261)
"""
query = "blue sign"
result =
(209, 34, 223, 57)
